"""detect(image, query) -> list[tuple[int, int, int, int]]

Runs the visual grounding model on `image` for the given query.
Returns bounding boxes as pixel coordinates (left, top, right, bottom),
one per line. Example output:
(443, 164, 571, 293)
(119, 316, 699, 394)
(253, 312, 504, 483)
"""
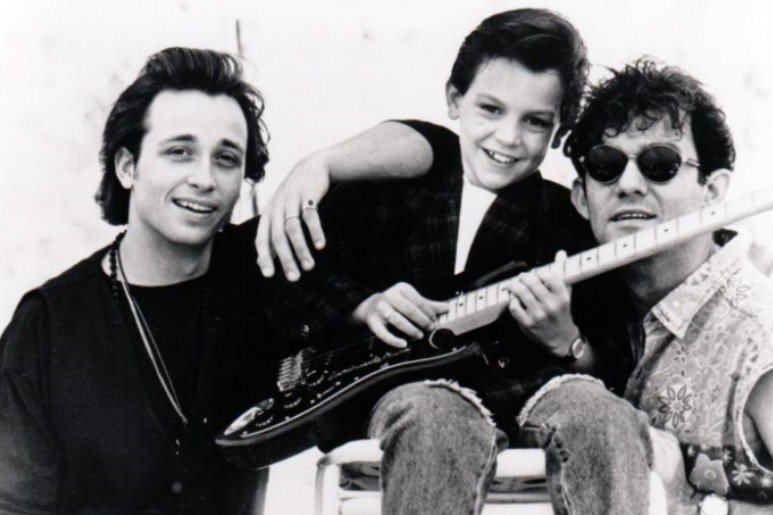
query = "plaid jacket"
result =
(262, 120, 633, 437)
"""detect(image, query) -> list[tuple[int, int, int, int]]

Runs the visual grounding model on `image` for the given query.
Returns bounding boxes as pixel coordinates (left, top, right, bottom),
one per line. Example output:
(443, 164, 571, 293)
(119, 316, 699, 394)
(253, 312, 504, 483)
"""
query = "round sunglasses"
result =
(579, 144, 701, 184)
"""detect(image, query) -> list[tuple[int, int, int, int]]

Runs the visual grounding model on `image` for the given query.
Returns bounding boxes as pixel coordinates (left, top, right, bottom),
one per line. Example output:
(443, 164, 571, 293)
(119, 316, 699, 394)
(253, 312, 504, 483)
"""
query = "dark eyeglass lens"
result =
(583, 146, 627, 183)
(583, 145, 683, 183)
(637, 146, 681, 182)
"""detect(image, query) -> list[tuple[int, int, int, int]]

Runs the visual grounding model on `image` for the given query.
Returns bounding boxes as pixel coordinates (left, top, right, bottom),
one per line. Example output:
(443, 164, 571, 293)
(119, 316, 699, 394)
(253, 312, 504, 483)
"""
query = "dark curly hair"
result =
(564, 57, 734, 182)
(95, 47, 270, 225)
(448, 8, 589, 145)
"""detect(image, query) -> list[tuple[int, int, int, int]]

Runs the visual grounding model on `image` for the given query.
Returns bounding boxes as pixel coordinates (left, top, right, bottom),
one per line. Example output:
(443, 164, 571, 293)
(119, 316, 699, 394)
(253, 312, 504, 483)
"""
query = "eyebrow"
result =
(160, 134, 245, 153)
(220, 139, 245, 154)
(475, 93, 557, 118)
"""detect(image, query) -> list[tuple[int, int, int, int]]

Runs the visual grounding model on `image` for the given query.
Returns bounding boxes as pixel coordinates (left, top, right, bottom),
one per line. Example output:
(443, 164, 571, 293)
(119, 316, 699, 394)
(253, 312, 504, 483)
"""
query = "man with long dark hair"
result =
(0, 47, 273, 514)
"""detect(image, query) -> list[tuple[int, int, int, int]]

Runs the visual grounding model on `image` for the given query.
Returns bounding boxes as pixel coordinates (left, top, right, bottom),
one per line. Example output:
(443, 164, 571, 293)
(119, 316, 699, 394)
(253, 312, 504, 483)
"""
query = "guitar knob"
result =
(280, 390, 302, 409)
(305, 369, 326, 387)
(223, 398, 275, 436)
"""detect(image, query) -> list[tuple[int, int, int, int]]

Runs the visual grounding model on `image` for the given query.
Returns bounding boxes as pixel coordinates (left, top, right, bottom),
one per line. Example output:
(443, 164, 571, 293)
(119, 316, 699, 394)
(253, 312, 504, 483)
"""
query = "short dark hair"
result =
(96, 47, 269, 225)
(448, 8, 588, 143)
(564, 57, 735, 181)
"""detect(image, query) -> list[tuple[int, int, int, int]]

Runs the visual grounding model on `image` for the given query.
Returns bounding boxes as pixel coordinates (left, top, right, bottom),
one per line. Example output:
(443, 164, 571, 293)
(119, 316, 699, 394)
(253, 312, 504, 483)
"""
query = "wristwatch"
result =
(557, 334, 586, 364)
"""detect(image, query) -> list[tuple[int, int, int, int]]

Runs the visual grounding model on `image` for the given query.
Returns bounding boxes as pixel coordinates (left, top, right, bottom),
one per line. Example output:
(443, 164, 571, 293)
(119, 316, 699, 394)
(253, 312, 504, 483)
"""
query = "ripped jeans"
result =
(367, 380, 506, 515)
(368, 376, 653, 515)
(518, 375, 654, 514)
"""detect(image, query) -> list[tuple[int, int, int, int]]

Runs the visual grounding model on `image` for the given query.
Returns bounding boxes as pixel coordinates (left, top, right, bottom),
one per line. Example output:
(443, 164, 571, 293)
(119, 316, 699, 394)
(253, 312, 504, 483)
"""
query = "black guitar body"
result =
(216, 328, 505, 469)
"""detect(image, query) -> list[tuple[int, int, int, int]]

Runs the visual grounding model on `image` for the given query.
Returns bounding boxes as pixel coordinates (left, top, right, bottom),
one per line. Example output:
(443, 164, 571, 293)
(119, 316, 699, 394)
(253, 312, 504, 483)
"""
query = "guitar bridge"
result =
(276, 352, 304, 392)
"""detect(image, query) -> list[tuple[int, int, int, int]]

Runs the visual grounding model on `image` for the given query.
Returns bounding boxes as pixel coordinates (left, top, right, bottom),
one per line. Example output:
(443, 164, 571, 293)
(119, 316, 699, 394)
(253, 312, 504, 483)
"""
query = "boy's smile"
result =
(446, 58, 562, 192)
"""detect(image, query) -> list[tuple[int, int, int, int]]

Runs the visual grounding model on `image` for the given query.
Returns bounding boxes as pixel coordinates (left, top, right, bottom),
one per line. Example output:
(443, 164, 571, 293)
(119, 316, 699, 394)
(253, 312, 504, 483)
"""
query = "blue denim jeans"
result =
(518, 375, 654, 514)
(367, 380, 507, 515)
(367, 375, 654, 515)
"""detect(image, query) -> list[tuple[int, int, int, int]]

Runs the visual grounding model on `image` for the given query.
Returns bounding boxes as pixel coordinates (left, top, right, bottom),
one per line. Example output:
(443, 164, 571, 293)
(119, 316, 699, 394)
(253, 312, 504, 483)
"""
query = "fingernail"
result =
(314, 240, 324, 249)
(287, 271, 300, 282)
(301, 259, 314, 270)
(260, 267, 274, 278)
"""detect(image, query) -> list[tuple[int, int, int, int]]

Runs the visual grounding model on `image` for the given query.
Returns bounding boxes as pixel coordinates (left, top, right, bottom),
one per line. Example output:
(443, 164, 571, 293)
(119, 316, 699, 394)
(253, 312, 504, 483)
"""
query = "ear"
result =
(571, 177, 590, 220)
(114, 148, 136, 189)
(445, 81, 462, 120)
(702, 169, 730, 206)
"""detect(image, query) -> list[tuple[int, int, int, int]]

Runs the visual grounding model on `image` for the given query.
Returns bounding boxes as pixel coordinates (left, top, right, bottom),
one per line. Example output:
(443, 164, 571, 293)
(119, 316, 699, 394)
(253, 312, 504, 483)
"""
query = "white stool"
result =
(314, 439, 667, 515)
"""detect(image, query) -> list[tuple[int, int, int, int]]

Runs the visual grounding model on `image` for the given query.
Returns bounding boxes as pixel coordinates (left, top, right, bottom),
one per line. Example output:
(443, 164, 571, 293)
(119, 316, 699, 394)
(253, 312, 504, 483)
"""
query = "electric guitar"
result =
(217, 188, 773, 469)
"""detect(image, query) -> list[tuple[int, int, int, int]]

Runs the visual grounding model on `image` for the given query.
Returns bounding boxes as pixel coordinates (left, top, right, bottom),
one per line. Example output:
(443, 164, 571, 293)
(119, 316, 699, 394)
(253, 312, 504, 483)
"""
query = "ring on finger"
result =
(284, 214, 301, 224)
(302, 199, 317, 211)
(385, 309, 395, 325)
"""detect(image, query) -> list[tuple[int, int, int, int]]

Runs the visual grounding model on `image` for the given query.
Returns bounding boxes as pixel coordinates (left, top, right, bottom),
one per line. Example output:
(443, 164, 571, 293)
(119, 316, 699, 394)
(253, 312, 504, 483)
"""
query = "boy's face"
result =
(117, 89, 247, 249)
(446, 57, 562, 192)
(571, 116, 727, 245)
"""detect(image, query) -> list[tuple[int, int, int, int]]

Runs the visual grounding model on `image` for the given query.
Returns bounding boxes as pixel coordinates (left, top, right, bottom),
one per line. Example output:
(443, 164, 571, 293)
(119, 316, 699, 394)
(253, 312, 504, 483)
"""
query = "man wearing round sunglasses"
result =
(517, 58, 773, 513)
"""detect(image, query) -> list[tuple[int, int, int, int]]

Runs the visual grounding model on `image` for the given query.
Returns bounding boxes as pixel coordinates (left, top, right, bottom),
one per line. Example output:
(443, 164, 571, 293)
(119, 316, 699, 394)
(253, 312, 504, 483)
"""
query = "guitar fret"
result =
(465, 292, 476, 316)
(635, 228, 655, 253)
(656, 219, 678, 244)
(564, 254, 581, 279)
(678, 211, 701, 235)
(580, 250, 597, 274)
(498, 281, 509, 303)
(477, 289, 487, 308)
(486, 284, 498, 307)
(597, 242, 616, 267)
(615, 235, 635, 259)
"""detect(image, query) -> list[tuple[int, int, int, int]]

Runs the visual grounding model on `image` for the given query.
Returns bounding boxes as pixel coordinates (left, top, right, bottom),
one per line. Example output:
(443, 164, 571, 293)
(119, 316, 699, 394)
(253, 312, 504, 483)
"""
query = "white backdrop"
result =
(2, 0, 773, 328)
(1, 1, 772, 512)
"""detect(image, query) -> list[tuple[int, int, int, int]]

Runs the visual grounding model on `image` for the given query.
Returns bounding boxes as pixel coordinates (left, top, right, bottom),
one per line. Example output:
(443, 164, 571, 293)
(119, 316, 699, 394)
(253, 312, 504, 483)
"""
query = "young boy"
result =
(258, 9, 637, 514)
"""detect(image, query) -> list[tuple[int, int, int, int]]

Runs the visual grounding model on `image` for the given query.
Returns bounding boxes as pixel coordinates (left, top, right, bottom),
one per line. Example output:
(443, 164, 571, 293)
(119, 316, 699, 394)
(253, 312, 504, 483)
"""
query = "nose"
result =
(615, 157, 648, 197)
(494, 119, 521, 147)
(187, 161, 216, 190)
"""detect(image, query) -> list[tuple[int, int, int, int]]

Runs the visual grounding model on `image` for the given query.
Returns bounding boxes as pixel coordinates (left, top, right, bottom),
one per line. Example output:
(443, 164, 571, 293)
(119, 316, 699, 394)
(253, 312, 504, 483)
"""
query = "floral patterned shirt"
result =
(624, 233, 773, 502)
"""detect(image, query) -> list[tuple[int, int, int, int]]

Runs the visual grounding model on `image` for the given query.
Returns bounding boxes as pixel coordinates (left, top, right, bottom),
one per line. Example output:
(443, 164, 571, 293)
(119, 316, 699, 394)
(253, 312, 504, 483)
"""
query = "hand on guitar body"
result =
(505, 250, 583, 362)
(352, 282, 449, 349)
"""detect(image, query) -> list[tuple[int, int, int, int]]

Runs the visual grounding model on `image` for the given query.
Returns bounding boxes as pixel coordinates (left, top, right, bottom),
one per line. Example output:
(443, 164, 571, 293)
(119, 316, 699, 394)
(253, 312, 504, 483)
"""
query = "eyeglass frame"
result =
(578, 144, 702, 184)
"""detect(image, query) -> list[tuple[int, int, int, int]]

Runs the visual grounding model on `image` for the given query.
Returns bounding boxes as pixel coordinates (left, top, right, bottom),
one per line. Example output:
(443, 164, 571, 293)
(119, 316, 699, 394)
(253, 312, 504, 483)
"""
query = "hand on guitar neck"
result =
(504, 250, 584, 362)
(351, 282, 449, 348)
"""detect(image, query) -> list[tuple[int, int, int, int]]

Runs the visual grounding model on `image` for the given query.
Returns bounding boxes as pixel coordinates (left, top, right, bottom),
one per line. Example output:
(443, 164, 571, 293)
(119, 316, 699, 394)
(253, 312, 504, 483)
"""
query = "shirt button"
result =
(299, 324, 310, 338)
(171, 481, 183, 495)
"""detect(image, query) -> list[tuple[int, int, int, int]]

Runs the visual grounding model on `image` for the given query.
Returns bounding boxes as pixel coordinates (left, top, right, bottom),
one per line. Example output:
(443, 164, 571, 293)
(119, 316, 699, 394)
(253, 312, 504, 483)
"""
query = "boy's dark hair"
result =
(448, 8, 589, 144)
(564, 57, 735, 180)
(96, 47, 269, 225)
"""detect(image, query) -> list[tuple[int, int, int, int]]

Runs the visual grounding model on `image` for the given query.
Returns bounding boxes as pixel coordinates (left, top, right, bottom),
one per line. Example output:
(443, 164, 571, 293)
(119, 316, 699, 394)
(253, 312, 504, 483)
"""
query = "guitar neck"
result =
(436, 187, 773, 336)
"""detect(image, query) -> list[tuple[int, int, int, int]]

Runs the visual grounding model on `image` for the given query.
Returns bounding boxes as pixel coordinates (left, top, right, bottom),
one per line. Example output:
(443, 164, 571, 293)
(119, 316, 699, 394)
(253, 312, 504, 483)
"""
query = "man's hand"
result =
(256, 154, 330, 281)
(352, 283, 449, 349)
(505, 250, 579, 357)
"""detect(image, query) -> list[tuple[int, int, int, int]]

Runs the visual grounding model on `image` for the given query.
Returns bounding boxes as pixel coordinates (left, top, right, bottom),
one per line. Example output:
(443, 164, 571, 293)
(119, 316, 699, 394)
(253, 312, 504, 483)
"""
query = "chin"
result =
(168, 227, 219, 249)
